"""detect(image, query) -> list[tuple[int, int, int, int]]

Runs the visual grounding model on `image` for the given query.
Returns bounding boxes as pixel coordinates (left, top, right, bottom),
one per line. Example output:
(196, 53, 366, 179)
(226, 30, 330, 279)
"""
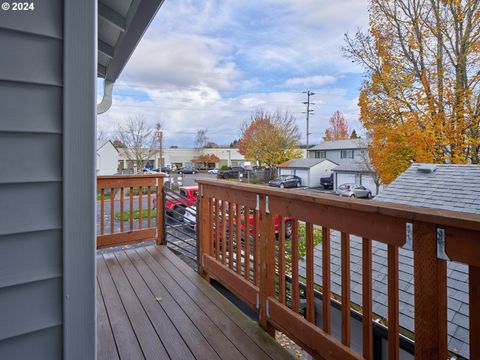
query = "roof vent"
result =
(417, 164, 437, 173)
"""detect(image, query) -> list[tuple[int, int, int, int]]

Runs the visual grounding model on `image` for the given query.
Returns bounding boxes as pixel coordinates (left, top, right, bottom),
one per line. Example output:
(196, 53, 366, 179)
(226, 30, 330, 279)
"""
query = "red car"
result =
(154, 186, 198, 221)
(215, 204, 292, 238)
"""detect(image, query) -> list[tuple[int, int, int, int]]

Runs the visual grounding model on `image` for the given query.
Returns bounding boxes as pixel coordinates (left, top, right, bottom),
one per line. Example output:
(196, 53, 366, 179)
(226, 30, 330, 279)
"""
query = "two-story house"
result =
(308, 139, 382, 193)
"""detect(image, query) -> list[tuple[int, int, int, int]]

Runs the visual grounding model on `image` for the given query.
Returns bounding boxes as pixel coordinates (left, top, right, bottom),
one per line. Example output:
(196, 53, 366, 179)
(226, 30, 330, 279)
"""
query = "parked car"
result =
(154, 185, 198, 221)
(268, 175, 301, 188)
(183, 205, 196, 230)
(208, 168, 219, 174)
(178, 167, 197, 174)
(336, 183, 372, 199)
(320, 173, 334, 189)
(217, 166, 245, 179)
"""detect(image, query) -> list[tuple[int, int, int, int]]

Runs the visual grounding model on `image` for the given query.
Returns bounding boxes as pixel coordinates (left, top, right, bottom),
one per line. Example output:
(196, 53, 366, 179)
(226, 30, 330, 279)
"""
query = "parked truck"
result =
(320, 173, 334, 189)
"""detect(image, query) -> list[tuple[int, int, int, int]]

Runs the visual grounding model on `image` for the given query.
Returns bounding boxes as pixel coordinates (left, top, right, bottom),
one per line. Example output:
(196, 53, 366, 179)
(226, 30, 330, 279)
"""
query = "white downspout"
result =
(97, 80, 114, 114)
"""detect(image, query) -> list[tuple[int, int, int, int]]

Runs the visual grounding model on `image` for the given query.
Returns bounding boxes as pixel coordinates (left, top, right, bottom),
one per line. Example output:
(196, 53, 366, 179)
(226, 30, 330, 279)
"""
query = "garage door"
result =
(360, 174, 376, 194)
(279, 169, 294, 176)
(294, 169, 309, 187)
(335, 172, 355, 190)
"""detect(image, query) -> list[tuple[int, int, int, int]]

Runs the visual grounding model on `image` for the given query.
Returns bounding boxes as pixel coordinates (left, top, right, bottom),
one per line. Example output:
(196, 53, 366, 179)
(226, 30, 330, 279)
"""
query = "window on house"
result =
(314, 151, 326, 158)
(341, 150, 354, 159)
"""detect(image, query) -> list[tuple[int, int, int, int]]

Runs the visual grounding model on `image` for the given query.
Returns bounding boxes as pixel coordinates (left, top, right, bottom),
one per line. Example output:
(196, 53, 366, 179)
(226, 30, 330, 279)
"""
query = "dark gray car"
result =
(268, 175, 301, 188)
(335, 183, 372, 198)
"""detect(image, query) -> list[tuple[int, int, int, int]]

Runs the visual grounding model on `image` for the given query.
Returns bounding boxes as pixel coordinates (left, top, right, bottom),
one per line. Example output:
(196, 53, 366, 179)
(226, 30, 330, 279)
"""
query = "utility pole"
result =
(155, 122, 163, 168)
(302, 91, 315, 154)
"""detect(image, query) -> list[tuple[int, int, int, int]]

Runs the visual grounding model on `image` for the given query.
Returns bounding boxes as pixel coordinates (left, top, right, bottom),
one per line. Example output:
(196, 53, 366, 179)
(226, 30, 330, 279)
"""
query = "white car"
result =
(208, 168, 219, 174)
(183, 206, 196, 230)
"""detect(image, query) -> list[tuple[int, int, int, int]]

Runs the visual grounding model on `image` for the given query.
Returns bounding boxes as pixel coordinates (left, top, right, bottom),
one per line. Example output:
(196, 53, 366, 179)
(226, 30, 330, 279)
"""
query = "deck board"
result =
(97, 245, 293, 360)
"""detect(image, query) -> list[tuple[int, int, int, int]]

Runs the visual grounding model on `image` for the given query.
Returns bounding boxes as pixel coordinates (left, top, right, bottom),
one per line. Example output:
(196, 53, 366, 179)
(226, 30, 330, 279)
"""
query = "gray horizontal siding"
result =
(0, 230, 62, 288)
(0, 2, 65, 358)
(0, 326, 62, 360)
(0, 279, 62, 340)
(0, 0, 62, 39)
(0, 81, 62, 134)
(0, 29, 62, 86)
(0, 180, 61, 236)
(0, 134, 62, 184)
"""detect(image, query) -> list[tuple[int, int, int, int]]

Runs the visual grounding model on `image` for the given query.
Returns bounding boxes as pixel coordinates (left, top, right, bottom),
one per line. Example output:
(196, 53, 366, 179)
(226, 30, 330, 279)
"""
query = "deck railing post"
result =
(156, 176, 164, 245)
(259, 195, 275, 337)
(413, 221, 447, 359)
(198, 185, 211, 278)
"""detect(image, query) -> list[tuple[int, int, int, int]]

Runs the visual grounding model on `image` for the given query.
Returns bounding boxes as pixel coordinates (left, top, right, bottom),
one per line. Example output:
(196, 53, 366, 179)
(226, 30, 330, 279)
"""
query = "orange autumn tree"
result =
(191, 153, 220, 169)
(344, 0, 480, 184)
(323, 111, 350, 141)
(238, 110, 302, 178)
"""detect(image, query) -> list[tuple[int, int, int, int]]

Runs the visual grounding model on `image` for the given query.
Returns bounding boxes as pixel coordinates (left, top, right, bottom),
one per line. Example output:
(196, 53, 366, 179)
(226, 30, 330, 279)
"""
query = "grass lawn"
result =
(115, 209, 157, 221)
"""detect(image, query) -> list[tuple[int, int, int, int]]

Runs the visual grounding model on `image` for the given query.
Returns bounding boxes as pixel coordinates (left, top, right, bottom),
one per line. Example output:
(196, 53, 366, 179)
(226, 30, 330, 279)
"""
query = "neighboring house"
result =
(299, 163, 480, 359)
(333, 161, 383, 193)
(278, 158, 338, 188)
(96, 140, 119, 175)
(308, 139, 367, 165)
(0, 0, 164, 358)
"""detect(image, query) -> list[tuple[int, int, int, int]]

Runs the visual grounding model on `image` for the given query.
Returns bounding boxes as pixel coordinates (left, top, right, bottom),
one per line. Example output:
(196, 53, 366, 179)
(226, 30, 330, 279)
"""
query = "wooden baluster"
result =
(341, 231, 351, 347)
(388, 244, 399, 360)
(120, 187, 124, 233)
(291, 220, 299, 313)
(244, 207, 251, 281)
(362, 237, 373, 360)
(413, 221, 447, 359)
(129, 187, 134, 231)
(278, 216, 286, 304)
(221, 201, 227, 264)
(100, 188, 105, 235)
(470, 265, 480, 360)
(306, 222, 315, 323)
(322, 227, 331, 333)
(228, 202, 234, 270)
(209, 198, 214, 257)
(110, 188, 115, 234)
(236, 204, 242, 275)
(138, 186, 143, 230)
(147, 186, 151, 228)
(253, 209, 259, 285)
(155, 177, 164, 245)
(215, 199, 220, 260)
(259, 196, 275, 336)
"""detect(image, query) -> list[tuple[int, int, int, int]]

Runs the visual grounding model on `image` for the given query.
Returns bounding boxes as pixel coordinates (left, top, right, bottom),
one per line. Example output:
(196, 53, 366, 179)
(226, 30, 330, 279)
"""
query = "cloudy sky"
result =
(98, 0, 369, 148)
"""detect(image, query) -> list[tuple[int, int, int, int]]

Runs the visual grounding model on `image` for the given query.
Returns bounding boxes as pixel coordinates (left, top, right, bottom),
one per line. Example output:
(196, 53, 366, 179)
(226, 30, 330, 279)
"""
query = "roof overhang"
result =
(97, 0, 165, 82)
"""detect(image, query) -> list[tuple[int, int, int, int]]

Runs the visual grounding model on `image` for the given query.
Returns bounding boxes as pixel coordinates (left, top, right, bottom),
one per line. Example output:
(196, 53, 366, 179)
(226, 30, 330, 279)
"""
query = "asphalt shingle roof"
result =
(299, 163, 479, 359)
(375, 163, 480, 214)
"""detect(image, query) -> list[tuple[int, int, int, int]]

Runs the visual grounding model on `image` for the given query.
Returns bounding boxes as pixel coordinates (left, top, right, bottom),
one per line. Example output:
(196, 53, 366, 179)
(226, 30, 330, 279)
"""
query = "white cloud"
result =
(285, 75, 336, 87)
(120, 33, 239, 91)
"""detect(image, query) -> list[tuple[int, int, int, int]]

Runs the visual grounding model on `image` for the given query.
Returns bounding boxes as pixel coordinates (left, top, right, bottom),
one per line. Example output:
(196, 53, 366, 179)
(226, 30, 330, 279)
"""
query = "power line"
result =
(302, 90, 315, 151)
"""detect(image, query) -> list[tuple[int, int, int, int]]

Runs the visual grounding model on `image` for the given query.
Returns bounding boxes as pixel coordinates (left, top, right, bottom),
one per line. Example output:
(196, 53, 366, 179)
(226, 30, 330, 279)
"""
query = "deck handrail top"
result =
(196, 179, 480, 232)
(98, 173, 166, 180)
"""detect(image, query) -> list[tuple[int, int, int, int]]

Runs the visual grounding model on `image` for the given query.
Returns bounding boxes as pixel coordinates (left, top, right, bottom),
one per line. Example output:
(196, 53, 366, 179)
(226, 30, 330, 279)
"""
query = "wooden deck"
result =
(96, 245, 293, 360)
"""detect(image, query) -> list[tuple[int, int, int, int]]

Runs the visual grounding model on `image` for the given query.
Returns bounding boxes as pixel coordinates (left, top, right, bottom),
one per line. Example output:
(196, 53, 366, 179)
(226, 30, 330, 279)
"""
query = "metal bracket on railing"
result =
(256, 195, 260, 211)
(403, 223, 413, 250)
(265, 195, 270, 214)
(256, 293, 260, 310)
(437, 228, 450, 261)
(266, 299, 270, 318)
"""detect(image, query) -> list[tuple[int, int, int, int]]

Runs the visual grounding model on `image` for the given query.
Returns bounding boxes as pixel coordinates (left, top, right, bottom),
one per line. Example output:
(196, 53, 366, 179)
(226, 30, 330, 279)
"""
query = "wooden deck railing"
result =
(196, 179, 480, 360)
(97, 174, 164, 249)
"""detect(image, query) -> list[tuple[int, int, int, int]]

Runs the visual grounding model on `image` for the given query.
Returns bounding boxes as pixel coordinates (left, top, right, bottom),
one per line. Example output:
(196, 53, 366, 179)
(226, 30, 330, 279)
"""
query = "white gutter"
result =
(97, 80, 114, 114)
